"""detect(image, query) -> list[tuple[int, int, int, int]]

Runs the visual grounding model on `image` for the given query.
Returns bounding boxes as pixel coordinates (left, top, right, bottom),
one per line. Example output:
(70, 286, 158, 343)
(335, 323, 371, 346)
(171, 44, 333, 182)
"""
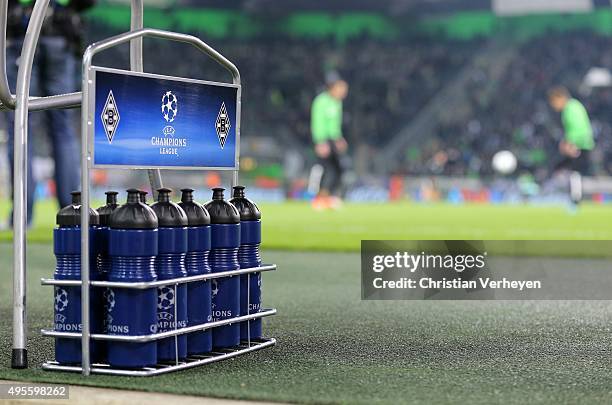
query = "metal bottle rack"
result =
(8, 0, 277, 376)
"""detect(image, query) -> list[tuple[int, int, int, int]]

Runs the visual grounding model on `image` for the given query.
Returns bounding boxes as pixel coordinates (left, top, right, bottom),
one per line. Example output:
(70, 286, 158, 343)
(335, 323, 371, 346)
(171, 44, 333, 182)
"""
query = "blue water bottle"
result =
(230, 186, 263, 340)
(205, 188, 241, 348)
(96, 191, 119, 280)
(151, 188, 189, 362)
(178, 188, 212, 355)
(107, 189, 159, 368)
(53, 191, 103, 364)
(96, 191, 119, 360)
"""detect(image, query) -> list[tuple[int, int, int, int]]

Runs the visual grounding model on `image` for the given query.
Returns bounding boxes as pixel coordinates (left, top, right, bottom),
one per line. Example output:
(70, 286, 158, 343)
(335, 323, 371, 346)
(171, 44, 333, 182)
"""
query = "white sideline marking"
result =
(0, 380, 283, 405)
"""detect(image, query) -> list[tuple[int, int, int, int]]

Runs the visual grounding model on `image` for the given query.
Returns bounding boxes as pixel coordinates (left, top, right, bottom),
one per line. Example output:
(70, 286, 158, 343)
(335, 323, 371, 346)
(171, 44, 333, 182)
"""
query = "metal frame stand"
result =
(7, 0, 276, 375)
(40, 267, 277, 376)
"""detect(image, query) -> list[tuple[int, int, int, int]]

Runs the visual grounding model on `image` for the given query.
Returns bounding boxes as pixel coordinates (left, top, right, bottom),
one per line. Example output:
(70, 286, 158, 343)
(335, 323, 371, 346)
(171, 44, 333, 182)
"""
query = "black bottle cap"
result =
(106, 191, 119, 205)
(109, 188, 158, 229)
(139, 190, 148, 204)
(229, 186, 261, 221)
(56, 191, 100, 226)
(151, 188, 188, 227)
(178, 188, 211, 226)
(205, 188, 240, 224)
(97, 191, 119, 226)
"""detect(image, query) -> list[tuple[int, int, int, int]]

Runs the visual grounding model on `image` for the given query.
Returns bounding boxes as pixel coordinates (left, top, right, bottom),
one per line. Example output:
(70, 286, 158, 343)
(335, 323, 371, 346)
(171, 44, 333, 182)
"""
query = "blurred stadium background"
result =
(4, 2, 612, 403)
(7, 0, 612, 209)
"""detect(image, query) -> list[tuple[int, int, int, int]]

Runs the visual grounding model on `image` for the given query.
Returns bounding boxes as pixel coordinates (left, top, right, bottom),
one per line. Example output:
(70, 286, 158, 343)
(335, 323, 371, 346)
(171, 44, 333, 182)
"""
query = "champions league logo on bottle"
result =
(53, 287, 82, 331)
(54, 287, 69, 312)
(211, 277, 233, 319)
(158, 286, 175, 311)
(151, 91, 188, 156)
(211, 278, 219, 309)
(54, 287, 68, 324)
(157, 286, 187, 329)
(104, 288, 115, 313)
(103, 288, 115, 331)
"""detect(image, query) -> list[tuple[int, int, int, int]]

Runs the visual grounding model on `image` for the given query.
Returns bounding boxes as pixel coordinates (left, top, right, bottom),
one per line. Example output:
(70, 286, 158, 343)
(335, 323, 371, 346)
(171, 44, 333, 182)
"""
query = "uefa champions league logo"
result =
(152, 90, 186, 156)
(211, 279, 219, 298)
(211, 279, 219, 309)
(104, 288, 115, 313)
(54, 287, 69, 312)
(161, 91, 178, 123)
(158, 286, 176, 311)
(163, 125, 175, 137)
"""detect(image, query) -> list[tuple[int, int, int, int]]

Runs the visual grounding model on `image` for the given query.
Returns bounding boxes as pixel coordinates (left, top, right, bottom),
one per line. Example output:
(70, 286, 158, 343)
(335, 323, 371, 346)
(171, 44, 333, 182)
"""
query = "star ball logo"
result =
(104, 288, 115, 313)
(158, 286, 176, 311)
(161, 91, 178, 123)
(152, 91, 187, 156)
(54, 287, 69, 312)
(211, 279, 219, 309)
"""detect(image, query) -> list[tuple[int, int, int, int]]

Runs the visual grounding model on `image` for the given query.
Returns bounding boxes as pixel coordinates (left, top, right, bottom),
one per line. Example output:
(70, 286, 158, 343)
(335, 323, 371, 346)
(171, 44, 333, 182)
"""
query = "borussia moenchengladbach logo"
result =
(215, 102, 231, 148)
(101, 90, 120, 143)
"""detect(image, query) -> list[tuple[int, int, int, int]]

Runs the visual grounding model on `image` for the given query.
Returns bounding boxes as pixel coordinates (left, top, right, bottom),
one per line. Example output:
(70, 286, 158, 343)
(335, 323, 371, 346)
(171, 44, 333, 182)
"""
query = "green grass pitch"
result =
(1, 246, 612, 404)
(2, 199, 612, 249)
(1, 200, 612, 403)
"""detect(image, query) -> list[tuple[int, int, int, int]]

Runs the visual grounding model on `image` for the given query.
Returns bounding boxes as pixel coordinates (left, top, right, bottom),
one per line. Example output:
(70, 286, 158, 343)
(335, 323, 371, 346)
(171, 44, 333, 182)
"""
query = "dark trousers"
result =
(555, 150, 592, 204)
(319, 144, 343, 196)
(6, 37, 80, 224)
(554, 150, 592, 176)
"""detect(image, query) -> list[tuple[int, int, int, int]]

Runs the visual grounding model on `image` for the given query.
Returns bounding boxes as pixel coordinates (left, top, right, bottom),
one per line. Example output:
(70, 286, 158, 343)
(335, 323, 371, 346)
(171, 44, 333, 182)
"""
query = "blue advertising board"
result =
(92, 67, 239, 169)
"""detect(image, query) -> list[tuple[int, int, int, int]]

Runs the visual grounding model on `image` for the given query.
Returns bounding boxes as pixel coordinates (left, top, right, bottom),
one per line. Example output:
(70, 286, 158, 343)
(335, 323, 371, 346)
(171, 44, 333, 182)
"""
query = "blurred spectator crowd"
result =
(413, 31, 612, 179)
(90, 23, 612, 179)
(90, 22, 476, 156)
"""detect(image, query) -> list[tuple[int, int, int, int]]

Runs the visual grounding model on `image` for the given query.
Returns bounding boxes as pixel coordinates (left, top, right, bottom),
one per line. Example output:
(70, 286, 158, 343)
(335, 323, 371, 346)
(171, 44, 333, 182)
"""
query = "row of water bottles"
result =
(53, 186, 263, 368)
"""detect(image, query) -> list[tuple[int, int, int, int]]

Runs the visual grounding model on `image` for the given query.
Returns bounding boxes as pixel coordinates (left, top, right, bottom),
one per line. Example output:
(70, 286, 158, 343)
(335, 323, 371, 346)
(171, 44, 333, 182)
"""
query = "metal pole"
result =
(174, 283, 178, 365)
(0, 0, 81, 111)
(27, 92, 81, 111)
(246, 269, 251, 347)
(80, 47, 94, 377)
(0, 0, 15, 109)
(0, 92, 83, 112)
(11, 0, 51, 369)
(232, 76, 241, 187)
(130, 0, 143, 73)
(84, 29, 241, 84)
(82, 27, 241, 194)
(130, 0, 163, 196)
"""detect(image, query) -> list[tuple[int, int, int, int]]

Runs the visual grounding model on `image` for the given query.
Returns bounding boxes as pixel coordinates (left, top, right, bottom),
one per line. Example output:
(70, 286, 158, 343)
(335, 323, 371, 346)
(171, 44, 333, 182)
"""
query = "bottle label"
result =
(157, 286, 187, 331)
(105, 287, 157, 335)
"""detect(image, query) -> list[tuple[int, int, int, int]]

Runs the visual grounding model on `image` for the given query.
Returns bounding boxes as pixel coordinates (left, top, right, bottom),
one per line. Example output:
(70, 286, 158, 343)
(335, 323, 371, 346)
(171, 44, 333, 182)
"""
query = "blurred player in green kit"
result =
(311, 72, 349, 210)
(548, 86, 595, 207)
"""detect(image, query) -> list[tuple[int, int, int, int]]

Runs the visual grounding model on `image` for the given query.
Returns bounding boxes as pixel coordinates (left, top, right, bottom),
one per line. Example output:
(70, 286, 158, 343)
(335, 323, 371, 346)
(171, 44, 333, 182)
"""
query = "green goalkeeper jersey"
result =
(562, 98, 594, 150)
(311, 91, 343, 144)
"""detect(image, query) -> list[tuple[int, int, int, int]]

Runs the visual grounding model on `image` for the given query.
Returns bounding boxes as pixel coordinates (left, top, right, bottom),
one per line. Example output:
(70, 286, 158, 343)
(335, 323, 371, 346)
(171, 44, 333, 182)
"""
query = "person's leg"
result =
(5, 40, 39, 225)
(328, 151, 343, 197)
(569, 171, 582, 205)
(40, 37, 79, 208)
(568, 150, 591, 206)
(553, 156, 572, 172)
(318, 155, 337, 196)
(312, 154, 335, 210)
